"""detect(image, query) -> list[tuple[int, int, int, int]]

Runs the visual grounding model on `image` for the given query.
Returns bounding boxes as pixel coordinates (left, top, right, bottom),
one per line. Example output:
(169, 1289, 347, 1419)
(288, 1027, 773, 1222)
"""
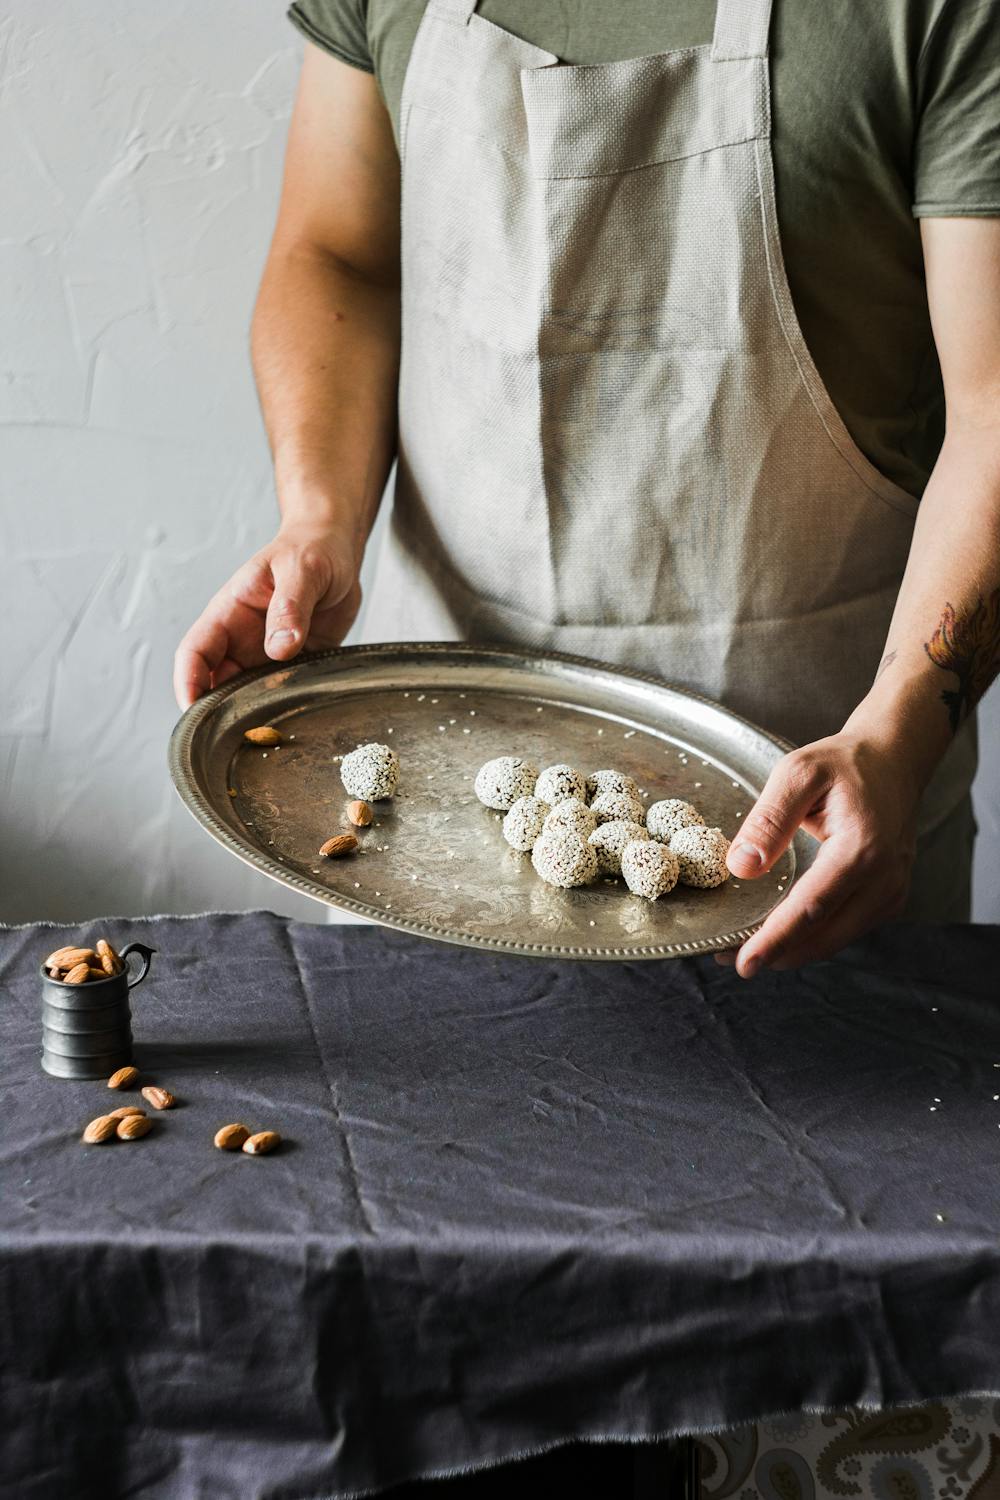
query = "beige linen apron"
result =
(363, 0, 977, 901)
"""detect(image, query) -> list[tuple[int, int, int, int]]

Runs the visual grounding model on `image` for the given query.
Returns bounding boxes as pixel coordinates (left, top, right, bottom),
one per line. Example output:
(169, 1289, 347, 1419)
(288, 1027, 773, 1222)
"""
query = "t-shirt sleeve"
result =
(286, 0, 374, 74)
(913, 0, 1000, 216)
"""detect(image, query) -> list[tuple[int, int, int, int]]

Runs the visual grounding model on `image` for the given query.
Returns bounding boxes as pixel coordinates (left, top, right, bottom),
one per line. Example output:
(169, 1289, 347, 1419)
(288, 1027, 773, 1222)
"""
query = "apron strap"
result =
(431, 0, 478, 21)
(711, 0, 773, 60)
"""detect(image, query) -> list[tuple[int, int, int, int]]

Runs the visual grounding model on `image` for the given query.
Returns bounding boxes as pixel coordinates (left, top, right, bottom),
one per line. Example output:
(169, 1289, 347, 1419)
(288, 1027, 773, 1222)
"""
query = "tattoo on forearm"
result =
(923, 587, 1000, 733)
(874, 649, 897, 682)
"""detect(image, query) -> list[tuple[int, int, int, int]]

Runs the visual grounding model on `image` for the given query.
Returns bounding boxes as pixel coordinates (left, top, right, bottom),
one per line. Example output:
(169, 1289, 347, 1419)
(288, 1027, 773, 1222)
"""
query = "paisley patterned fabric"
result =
(698, 1400, 1000, 1500)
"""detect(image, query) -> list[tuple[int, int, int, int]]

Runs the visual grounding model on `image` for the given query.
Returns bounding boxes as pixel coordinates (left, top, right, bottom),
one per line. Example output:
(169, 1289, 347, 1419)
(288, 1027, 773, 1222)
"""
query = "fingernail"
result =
(267, 628, 297, 646)
(730, 841, 764, 870)
(742, 956, 762, 980)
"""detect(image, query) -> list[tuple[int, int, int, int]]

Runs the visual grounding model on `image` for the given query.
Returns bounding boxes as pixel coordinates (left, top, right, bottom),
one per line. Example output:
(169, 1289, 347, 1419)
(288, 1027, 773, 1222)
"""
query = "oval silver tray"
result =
(168, 642, 816, 960)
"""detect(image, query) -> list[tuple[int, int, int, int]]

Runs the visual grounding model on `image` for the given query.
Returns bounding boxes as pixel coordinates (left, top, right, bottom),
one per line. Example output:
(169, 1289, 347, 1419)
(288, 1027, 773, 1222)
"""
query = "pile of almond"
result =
(79, 1065, 281, 1155)
(81, 1066, 178, 1144)
(46, 938, 123, 984)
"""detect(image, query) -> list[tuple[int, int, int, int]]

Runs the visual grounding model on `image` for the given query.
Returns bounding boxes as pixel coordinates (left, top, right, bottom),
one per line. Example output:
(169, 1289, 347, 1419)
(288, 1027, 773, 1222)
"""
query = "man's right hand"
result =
(172, 522, 361, 710)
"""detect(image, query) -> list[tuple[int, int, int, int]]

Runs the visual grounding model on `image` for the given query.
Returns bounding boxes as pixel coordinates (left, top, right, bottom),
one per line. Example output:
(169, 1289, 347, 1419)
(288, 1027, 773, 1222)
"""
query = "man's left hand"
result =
(716, 731, 922, 977)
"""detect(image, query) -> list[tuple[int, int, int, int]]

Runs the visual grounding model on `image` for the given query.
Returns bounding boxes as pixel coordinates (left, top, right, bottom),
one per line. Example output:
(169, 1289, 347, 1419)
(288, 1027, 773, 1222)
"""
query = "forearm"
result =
(844, 425, 1000, 793)
(250, 242, 401, 574)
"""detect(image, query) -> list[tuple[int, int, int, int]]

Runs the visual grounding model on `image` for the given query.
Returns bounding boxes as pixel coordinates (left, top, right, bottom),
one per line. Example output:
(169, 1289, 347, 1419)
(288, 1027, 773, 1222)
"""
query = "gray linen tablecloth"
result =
(2, 912, 1000, 1499)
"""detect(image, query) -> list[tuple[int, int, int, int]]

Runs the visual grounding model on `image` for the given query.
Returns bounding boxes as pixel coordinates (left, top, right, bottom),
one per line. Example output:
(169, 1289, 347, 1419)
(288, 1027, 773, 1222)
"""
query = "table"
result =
(3, 912, 1000, 1499)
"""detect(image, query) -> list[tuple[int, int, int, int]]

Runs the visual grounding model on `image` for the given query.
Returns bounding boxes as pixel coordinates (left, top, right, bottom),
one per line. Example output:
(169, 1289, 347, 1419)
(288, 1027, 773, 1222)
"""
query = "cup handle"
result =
(119, 942, 156, 989)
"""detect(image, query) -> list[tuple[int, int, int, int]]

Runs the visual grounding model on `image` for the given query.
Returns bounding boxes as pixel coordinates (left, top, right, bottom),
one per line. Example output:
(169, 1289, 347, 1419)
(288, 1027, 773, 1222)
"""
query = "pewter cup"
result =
(40, 943, 156, 1080)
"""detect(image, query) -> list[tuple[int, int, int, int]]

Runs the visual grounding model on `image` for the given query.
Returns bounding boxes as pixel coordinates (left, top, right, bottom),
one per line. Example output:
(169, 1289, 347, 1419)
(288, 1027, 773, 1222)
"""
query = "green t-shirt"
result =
(287, 0, 1000, 498)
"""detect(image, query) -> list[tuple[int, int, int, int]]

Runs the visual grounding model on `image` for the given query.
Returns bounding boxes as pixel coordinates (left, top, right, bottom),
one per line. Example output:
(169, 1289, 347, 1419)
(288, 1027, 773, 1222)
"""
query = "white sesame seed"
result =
(463, 727, 471, 733)
(930, 1106, 937, 1111)
(431, 698, 438, 704)
(935, 1212, 946, 1222)
(354, 882, 360, 888)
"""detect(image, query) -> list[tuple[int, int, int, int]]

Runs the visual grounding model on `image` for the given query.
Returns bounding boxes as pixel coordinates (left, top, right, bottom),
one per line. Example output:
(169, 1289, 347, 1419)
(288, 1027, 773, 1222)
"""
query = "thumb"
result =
(264, 550, 331, 661)
(728, 752, 825, 878)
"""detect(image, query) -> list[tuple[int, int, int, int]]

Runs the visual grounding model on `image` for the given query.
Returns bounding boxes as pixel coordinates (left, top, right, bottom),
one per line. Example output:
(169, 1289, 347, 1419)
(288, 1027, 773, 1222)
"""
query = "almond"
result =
(117, 1114, 153, 1140)
(86, 966, 109, 982)
(45, 946, 96, 969)
(107, 1066, 140, 1090)
(242, 1130, 281, 1156)
(141, 1086, 176, 1111)
(82, 1115, 119, 1144)
(347, 800, 373, 827)
(108, 1106, 145, 1121)
(319, 833, 358, 858)
(214, 1123, 251, 1151)
(47, 966, 64, 979)
(97, 939, 122, 976)
(244, 726, 282, 747)
(64, 962, 91, 985)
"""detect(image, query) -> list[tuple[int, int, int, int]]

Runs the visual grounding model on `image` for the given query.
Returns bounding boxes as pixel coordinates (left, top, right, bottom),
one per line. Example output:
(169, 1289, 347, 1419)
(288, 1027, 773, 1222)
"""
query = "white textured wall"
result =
(2, 1, 998, 925)
(1, 0, 322, 922)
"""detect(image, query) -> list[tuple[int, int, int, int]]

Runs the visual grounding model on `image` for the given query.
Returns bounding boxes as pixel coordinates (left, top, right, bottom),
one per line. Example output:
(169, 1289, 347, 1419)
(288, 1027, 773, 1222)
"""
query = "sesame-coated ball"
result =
(543, 797, 597, 839)
(534, 764, 587, 805)
(590, 790, 646, 826)
(531, 829, 599, 889)
(585, 768, 640, 803)
(669, 825, 731, 888)
(646, 799, 706, 842)
(588, 819, 649, 876)
(502, 795, 550, 852)
(340, 742, 400, 801)
(621, 840, 680, 900)
(475, 756, 539, 811)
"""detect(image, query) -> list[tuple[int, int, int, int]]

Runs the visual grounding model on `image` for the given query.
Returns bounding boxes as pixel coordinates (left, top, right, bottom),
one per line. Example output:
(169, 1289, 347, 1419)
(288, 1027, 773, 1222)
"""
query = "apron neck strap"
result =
(711, 0, 773, 60)
(432, 0, 478, 20)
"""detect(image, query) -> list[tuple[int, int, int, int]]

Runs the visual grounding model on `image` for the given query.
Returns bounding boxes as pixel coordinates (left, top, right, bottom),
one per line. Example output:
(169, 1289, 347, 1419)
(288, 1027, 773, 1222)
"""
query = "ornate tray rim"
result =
(168, 641, 809, 962)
